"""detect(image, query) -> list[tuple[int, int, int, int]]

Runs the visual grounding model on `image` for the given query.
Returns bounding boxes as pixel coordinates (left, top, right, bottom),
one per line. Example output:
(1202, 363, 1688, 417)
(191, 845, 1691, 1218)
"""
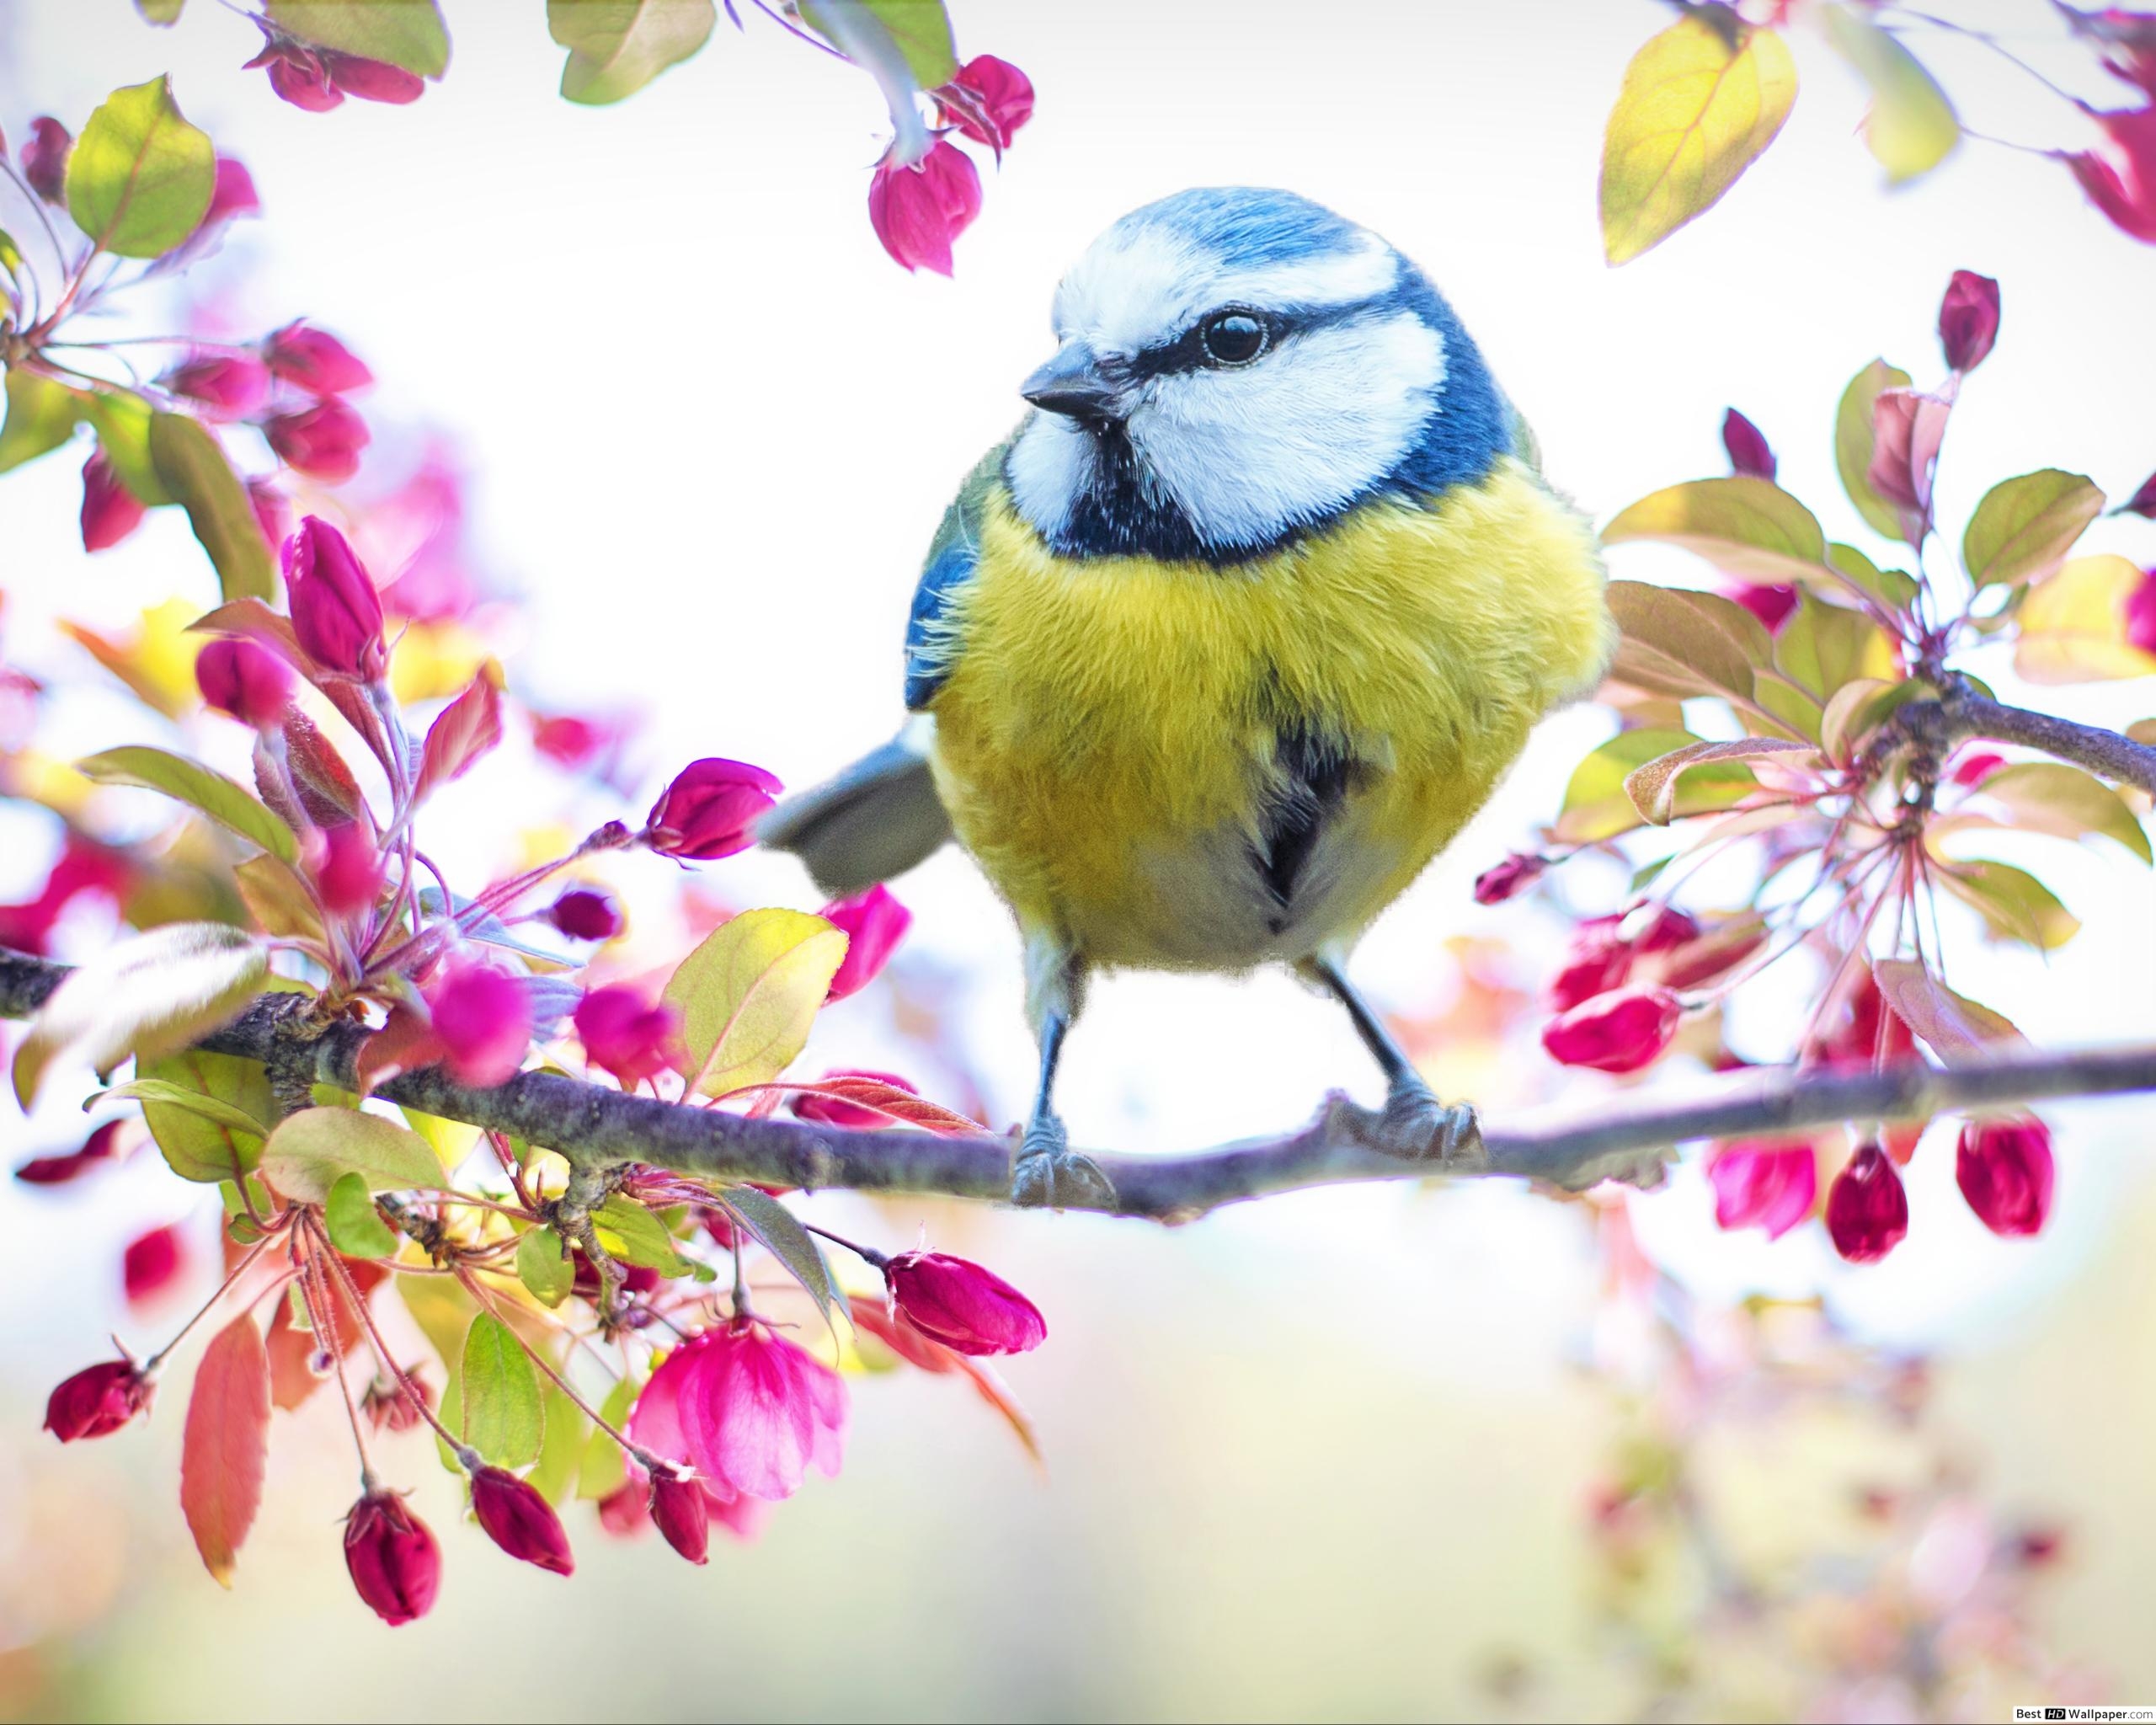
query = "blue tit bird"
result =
(762, 187, 1613, 1206)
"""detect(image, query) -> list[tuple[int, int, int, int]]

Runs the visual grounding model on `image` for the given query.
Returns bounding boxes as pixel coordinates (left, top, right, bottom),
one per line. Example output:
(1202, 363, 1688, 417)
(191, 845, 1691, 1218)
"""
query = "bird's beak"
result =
(1021, 341, 1121, 421)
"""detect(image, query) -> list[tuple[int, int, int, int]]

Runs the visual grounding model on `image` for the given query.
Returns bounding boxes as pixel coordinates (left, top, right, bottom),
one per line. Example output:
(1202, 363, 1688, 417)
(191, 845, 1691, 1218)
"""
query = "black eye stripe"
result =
(1124, 295, 1384, 382)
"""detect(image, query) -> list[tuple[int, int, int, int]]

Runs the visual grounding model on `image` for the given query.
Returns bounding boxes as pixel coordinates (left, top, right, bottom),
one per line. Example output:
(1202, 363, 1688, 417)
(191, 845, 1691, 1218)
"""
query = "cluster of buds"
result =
(867, 55, 1033, 274)
(244, 20, 427, 111)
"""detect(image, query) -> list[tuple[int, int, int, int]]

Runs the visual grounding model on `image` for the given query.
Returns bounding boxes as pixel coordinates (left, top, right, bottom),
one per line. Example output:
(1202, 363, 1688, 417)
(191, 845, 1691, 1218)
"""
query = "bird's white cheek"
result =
(1006, 414, 1095, 541)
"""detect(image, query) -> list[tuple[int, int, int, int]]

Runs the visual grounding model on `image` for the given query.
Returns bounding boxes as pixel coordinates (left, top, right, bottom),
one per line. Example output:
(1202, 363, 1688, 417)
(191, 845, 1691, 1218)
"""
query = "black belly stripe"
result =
(1255, 726, 1358, 928)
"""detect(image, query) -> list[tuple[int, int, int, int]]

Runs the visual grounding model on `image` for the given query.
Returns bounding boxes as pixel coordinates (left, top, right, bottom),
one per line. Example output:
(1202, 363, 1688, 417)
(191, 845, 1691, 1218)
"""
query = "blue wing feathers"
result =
(903, 441, 1005, 712)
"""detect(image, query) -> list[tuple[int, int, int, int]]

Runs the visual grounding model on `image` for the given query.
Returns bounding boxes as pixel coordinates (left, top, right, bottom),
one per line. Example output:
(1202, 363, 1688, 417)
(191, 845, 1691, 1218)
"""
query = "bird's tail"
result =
(757, 719, 953, 900)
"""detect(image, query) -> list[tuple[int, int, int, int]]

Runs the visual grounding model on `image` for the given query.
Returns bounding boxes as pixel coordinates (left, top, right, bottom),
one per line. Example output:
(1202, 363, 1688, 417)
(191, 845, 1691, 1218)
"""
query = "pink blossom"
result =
(546, 888, 622, 943)
(79, 451, 146, 553)
(820, 884, 911, 1001)
(1956, 1117, 2055, 1236)
(320, 51, 424, 104)
(648, 1470, 709, 1566)
(883, 1251, 1046, 1356)
(312, 824, 383, 916)
(937, 55, 1035, 152)
(44, 1358, 153, 1442)
(469, 1466, 574, 1575)
(264, 322, 374, 396)
(202, 157, 261, 227)
(344, 1492, 440, 1626)
(627, 1320, 847, 1501)
(14, 1120, 128, 1186)
(867, 141, 983, 275)
(285, 516, 386, 678)
(122, 1223, 187, 1306)
(265, 398, 369, 482)
(1937, 270, 2000, 372)
(21, 118, 70, 203)
(1729, 582, 1800, 631)
(2065, 103, 2156, 243)
(0, 835, 131, 956)
(1705, 1141, 1817, 1239)
(196, 638, 293, 730)
(1547, 916, 1631, 1011)
(2125, 567, 2156, 655)
(643, 758, 782, 860)
(1721, 408, 1776, 479)
(574, 986, 679, 1087)
(1948, 748, 2008, 787)
(163, 354, 270, 419)
(1541, 985, 1682, 1074)
(1472, 852, 1545, 905)
(430, 962, 531, 1087)
(1826, 1143, 1909, 1262)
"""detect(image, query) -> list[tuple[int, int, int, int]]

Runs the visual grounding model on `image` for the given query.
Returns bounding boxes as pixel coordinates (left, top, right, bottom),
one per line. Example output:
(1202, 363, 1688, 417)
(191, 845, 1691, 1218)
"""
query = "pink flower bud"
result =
(648, 1470, 710, 1565)
(1937, 270, 2000, 372)
(80, 451, 146, 553)
(2121, 468, 2156, 521)
(265, 398, 369, 481)
(1629, 905, 1700, 954)
(1948, 748, 2007, 787)
(195, 638, 293, 729)
(1826, 1143, 1908, 1262)
(313, 823, 383, 916)
(867, 140, 983, 276)
(546, 888, 622, 943)
(263, 321, 374, 396)
(1955, 1117, 2054, 1236)
(469, 1466, 574, 1575)
(285, 515, 387, 678)
(22, 117, 70, 203)
(596, 1481, 651, 1538)
(248, 478, 290, 550)
(2067, 104, 2156, 244)
(820, 884, 911, 1001)
(1472, 852, 1545, 905)
(430, 962, 531, 1088)
(1721, 408, 1777, 480)
(1705, 1140, 1817, 1239)
(122, 1221, 187, 1306)
(163, 353, 270, 418)
(1547, 916, 1631, 1011)
(573, 986, 679, 1087)
(14, 1119, 127, 1186)
(259, 44, 344, 112)
(322, 51, 425, 104)
(44, 1357, 154, 1442)
(937, 54, 1035, 152)
(790, 1068, 919, 1130)
(202, 157, 260, 228)
(883, 1251, 1047, 1356)
(1540, 985, 1682, 1074)
(1728, 581, 1799, 631)
(643, 758, 782, 860)
(344, 1491, 440, 1626)
(2126, 567, 2156, 656)
(360, 1373, 433, 1434)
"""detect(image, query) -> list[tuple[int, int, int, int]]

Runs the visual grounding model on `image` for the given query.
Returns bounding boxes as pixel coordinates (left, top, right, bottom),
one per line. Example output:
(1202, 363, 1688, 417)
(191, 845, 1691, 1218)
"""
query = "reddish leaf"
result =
(263, 1252, 378, 1411)
(414, 660, 504, 804)
(739, 1077, 983, 1135)
(850, 1300, 1041, 1465)
(354, 1005, 449, 1096)
(180, 1311, 271, 1587)
(277, 708, 371, 830)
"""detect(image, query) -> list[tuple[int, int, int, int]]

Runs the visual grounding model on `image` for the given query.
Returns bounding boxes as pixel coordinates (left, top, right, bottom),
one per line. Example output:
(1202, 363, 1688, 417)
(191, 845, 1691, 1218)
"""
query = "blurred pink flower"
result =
(1541, 985, 1682, 1074)
(1956, 1117, 2055, 1236)
(430, 962, 531, 1087)
(79, 451, 146, 553)
(1827, 1143, 1909, 1262)
(867, 140, 982, 275)
(627, 1320, 846, 1501)
(820, 884, 911, 1001)
(1706, 1141, 1817, 1239)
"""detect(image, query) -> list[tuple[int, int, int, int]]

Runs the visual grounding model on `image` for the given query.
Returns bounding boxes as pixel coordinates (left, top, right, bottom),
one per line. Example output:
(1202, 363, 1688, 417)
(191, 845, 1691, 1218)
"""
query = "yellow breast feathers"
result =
(925, 457, 1613, 969)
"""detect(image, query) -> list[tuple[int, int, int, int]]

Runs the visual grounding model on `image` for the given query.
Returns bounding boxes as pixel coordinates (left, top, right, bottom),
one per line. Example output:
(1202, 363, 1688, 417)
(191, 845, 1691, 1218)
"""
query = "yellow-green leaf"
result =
(592, 1195, 691, 1275)
(1835, 360, 1914, 540)
(1822, 5, 1958, 184)
(324, 1171, 400, 1258)
(78, 745, 297, 862)
(1976, 762, 2151, 864)
(1773, 593, 1899, 702)
(1561, 728, 1739, 842)
(549, 0, 716, 103)
(576, 1376, 637, 1501)
(1873, 957, 2021, 1065)
(1604, 477, 1830, 588)
(66, 77, 216, 258)
(799, 0, 957, 88)
(131, 1050, 274, 1182)
(1935, 859, 2079, 952)
(148, 411, 278, 601)
(516, 1226, 575, 1307)
(136, 0, 189, 23)
(0, 369, 83, 473)
(259, 1107, 442, 1201)
(1962, 469, 2104, 590)
(1825, 541, 1919, 611)
(264, 0, 450, 77)
(1598, 5, 1796, 264)
(459, 1311, 543, 1469)
(81, 388, 172, 505)
(2014, 555, 2156, 684)
(527, 1386, 584, 1505)
(1622, 736, 1817, 825)
(664, 907, 848, 1098)
(94, 1075, 268, 1144)
(234, 855, 324, 942)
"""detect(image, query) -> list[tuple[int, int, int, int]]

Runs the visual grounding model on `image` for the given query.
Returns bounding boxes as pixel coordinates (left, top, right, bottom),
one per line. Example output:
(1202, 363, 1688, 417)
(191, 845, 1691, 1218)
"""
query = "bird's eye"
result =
(1200, 312, 1267, 366)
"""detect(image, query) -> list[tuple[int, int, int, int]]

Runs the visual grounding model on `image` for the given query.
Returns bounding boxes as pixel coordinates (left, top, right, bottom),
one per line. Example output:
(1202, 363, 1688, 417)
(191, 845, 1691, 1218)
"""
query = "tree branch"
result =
(7, 948, 2153, 1220)
(1918, 676, 2156, 794)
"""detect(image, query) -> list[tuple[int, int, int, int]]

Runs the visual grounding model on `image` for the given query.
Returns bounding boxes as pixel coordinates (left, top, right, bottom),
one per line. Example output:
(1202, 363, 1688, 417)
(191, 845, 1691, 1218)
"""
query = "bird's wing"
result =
(904, 440, 1008, 712)
(757, 719, 951, 899)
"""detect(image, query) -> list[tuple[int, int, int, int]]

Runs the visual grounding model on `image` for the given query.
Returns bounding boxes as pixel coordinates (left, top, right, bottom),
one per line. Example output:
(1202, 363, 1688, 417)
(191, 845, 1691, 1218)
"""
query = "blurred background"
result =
(2, 1, 2153, 1718)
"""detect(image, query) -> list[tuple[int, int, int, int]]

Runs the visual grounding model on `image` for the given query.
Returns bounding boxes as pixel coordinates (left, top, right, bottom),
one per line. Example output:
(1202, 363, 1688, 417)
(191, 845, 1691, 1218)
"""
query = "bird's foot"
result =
(1009, 1113, 1116, 1210)
(1342, 1080, 1485, 1167)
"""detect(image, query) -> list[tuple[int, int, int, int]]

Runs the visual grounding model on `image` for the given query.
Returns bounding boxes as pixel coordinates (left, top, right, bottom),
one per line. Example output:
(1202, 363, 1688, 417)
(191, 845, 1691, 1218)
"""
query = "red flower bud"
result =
(1955, 1117, 2054, 1236)
(195, 638, 293, 729)
(44, 1357, 154, 1442)
(1629, 905, 1700, 954)
(361, 1372, 433, 1434)
(202, 156, 260, 228)
(1706, 1140, 1817, 1239)
(648, 1469, 710, 1565)
(644, 757, 782, 860)
(597, 1480, 652, 1537)
(264, 321, 374, 396)
(1937, 270, 2000, 373)
(1540, 985, 1682, 1074)
(790, 1068, 918, 1129)
(2065, 104, 2156, 245)
(123, 1221, 187, 1307)
(265, 398, 369, 481)
(258, 44, 344, 112)
(884, 1251, 1047, 1356)
(2121, 468, 2156, 521)
(22, 117, 71, 203)
(469, 1466, 574, 1575)
(313, 823, 383, 916)
(1728, 581, 1799, 631)
(430, 961, 531, 1088)
(14, 1119, 127, 1186)
(573, 986, 679, 1087)
(80, 451, 146, 553)
(867, 140, 983, 275)
(1826, 1143, 1908, 1262)
(1472, 852, 1545, 905)
(1548, 916, 1631, 1012)
(821, 884, 911, 1001)
(546, 888, 622, 943)
(1948, 748, 2007, 787)
(2126, 567, 2156, 657)
(936, 54, 1035, 152)
(163, 353, 270, 418)
(285, 515, 387, 678)
(344, 1490, 440, 1626)
(1721, 408, 1777, 480)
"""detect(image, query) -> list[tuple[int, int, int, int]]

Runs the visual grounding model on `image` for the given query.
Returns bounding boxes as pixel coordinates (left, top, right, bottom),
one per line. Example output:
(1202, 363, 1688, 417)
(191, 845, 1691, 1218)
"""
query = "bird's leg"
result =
(1301, 954, 1482, 1164)
(1009, 944, 1115, 1210)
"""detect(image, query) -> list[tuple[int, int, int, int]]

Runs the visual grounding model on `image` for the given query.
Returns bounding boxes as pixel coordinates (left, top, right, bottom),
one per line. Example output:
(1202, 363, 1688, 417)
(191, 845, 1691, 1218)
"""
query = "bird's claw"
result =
(1346, 1081, 1485, 1167)
(1010, 1114, 1116, 1210)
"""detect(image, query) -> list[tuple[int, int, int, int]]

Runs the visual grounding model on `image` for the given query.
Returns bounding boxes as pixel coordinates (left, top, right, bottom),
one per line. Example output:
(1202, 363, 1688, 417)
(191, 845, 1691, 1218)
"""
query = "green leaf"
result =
(719, 1185, 846, 1324)
(592, 1195, 692, 1275)
(234, 855, 324, 942)
(1935, 858, 2079, 952)
(800, 0, 957, 87)
(1821, 4, 1958, 184)
(66, 77, 216, 258)
(136, 0, 189, 23)
(133, 1051, 274, 1183)
(1975, 762, 2152, 864)
(459, 1312, 543, 1469)
(1598, 5, 1796, 264)
(0, 369, 83, 473)
(1961, 470, 2104, 590)
(81, 389, 172, 505)
(1773, 593, 1898, 703)
(1834, 360, 1913, 540)
(1872, 957, 2022, 1065)
(1621, 736, 1817, 825)
(664, 908, 849, 1098)
(0, 229, 24, 288)
(516, 1226, 576, 1308)
(1557, 728, 1753, 841)
(576, 1375, 637, 1501)
(148, 412, 278, 601)
(11, 923, 268, 1108)
(95, 1076, 270, 1142)
(1604, 581, 1780, 721)
(527, 1386, 584, 1505)
(264, 0, 451, 77)
(1603, 477, 1832, 589)
(549, 0, 717, 103)
(324, 1172, 401, 1257)
(259, 1107, 442, 1202)
(1824, 542, 1919, 611)
(77, 745, 297, 862)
